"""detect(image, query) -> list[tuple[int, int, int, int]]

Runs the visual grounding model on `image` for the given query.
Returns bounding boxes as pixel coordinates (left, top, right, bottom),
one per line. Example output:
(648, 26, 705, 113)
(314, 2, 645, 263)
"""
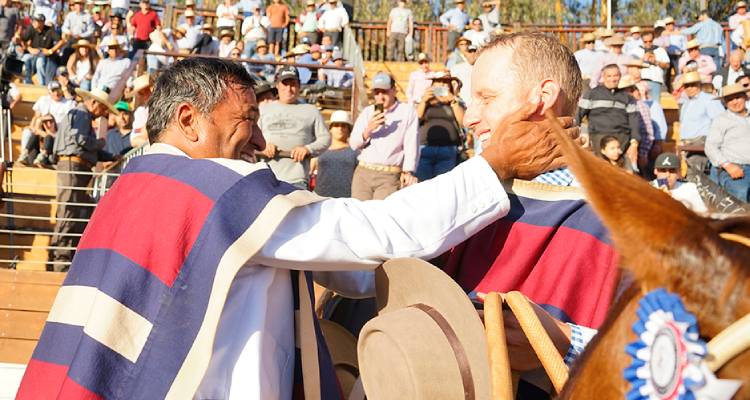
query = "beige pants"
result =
(350, 166, 400, 200)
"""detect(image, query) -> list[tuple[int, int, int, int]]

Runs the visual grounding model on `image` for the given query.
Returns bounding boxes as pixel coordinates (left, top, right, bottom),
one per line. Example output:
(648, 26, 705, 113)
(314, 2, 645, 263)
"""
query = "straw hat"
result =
(682, 71, 702, 85)
(630, 26, 641, 33)
(607, 34, 625, 46)
(654, 19, 666, 29)
(625, 58, 648, 68)
(175, 26, 187, 35)
(456, 36, 471, 45)
(75, 87, 118, 113)
(357, 258, 491, 400)
(738, 1, 748, 9)
(201, 23, 214, 31)
(72, 39, 95, 49)
(306, 0, 316, 5)
(617, 75, 637, 90)
(184, 9, 196, 17)
(219, 29, 234, 38)
(319, 320, 359, 397)
(329, 110, 352, 126)
(255, 39, 268, 49)
(686, 39, 700, 50)
(185, 0, 195, 5)
(600, 28, 615, 38)
(105, 37, 122, 48)
(718, 82, 750, 99)
(292, 44, 310, 55)
(132, 73, 151, 94)
(663, 16, 675, 25)
(582, 32, 596, 43)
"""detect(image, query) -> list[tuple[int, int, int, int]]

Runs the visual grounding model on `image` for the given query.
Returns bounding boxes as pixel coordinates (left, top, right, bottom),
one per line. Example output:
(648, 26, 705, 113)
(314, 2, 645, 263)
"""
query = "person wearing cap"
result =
(478, 0, 500, 33)
(386, 0, 413, 62)
(318, 50, 349, 88)
(49, 85, 115, 268)
(588, 34, 632, 89)
(19, 81, 74, 165)
(579, 63, 641, 155)
(311, 110, 358, 198)
(439, 0, 469, 51)
(20, 13, 64, 84)
(67, 39, 98, 90)
(318, 0, 348, 47)
(101, 100, 133, 161)
(678, 39, 717, 78)
(249, 39, 276, 79)
(266, 0, 290, 57)
(54, 65, 77, 99)
(216, 0, 239, 29)
(574, 32, 602, 89)
(650, 152, 708, 212)
(349, 72, 419, 199)
(240, 5, 269, 58)
(258, 65, 331, 189)
(0, 0, 19, 51)
(91, 38, 130, 90)
(706, 82, 750, 201)
(61, 0, 95, 42)
(128, 0, 160, 53)
(729, 1, 750, 45)
(623, 26, 643, 56)
(254, 79, 278, 103)
(463, 17, 490, 49)
(296, 0, 319, 46)
(406, 52, 433, 106)
(18, 56, 578, 399)
(630, 30, 670, 100)
(680, 9, 724, 70)
(445, 35, 473, 69)
(677, 71, 724, 175)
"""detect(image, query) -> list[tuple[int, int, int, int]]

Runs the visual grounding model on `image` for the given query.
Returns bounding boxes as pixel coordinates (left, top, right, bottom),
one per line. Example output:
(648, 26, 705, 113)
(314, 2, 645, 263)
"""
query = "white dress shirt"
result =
(136, 143, 512, 399)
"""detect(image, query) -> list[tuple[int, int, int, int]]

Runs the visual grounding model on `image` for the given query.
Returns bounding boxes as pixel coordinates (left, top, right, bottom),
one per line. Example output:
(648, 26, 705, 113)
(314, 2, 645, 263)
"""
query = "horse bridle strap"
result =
(410, 303, 476, 400)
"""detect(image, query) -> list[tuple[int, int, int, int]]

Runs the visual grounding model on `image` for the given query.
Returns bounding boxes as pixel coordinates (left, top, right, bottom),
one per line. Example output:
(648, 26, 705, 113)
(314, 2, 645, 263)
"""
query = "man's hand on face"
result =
(480, 102, 581, 180)
(262, 142, 277, 158)
(290, 146, 310, 162)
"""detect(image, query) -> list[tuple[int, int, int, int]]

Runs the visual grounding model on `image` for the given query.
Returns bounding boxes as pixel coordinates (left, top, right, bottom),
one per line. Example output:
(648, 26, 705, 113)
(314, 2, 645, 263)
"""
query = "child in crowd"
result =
(311, 110, 358, 198)
(599, 135, 636, 174)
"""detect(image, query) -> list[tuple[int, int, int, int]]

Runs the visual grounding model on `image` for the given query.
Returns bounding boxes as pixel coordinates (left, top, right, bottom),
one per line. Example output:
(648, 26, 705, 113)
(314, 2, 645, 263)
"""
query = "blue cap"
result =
(371, 72, 393, 90)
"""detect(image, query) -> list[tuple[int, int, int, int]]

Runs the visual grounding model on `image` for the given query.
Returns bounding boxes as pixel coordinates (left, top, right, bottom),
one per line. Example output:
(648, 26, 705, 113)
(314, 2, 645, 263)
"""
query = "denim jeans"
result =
(646, 80, 662, 102)
(22, 53, 55, 84)
(717, 164, 750, 202)
(243, 40, 257, 58)
(700, 47, 722, 71)
(416, 145, 457, 182)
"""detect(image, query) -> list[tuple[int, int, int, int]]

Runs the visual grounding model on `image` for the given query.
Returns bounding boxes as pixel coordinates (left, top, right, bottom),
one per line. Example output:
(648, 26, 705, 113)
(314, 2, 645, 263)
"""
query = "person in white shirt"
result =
(317, 0, 348, 46)
(651, 152, 708, 213)
(729, 0, 750, 49)
(386, 0, 412, 61)
(216, 0, 239, 29)
(240, 5, 268, 57)
(406, 52, 432, 106)
(463, 17, 490, 48)
(623, 26, 643, 56)
(630, 30, 670, 101)
(61, 0, 94, 41)
(91, 38, 130, 90)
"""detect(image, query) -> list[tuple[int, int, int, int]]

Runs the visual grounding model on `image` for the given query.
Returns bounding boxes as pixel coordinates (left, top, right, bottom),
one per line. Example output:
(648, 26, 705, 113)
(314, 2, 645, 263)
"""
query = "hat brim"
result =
(75, 88, 118, 114)
(371, 258, 491, 398)
(73, 42, 96, 49)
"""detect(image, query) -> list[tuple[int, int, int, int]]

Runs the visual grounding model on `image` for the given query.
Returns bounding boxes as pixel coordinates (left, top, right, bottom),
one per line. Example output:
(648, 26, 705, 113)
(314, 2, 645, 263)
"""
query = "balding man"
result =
(716, 49, 750, 89)
(19, 57, 575, 400)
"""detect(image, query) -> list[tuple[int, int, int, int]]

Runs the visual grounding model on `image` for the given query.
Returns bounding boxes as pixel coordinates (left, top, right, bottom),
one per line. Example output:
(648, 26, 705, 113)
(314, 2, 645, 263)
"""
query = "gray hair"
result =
(146, 57, 256, 143)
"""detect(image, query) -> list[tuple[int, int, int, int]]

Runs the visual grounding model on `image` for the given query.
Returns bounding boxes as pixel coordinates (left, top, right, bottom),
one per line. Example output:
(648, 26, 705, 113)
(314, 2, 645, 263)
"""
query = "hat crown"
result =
(330, 110, 352, 125)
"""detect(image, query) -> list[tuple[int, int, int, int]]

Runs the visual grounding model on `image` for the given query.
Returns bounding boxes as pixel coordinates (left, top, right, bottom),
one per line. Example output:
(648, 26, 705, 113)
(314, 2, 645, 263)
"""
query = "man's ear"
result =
(175, 103, 200, 143)
(531, 79, 562, 115)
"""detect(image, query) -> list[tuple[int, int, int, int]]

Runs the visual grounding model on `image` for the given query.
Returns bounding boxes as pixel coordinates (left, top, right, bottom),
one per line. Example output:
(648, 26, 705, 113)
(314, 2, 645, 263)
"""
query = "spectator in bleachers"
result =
(195, 23, 219, 55)
(478, 0, 500, 32)
(259, 65, 331, 189)
(593, 27, 613, 52)
(179, 8, 199, 33)
(406, 52, 432, 107)
(218, 29, 241, 57)
(706, 82, 750, 201)
(445, 36, 473, 69)
(678, 39, 717, 78)
(663, 16, 687, 84)
(386, 0, 412, 62)
(266, 0, 289, 57)
(319, 41, 334, 64)
(18, 113, 55, 167)
(730, 2, 750, 49)
(128, 0, 160, 54)
(237, 0, 263, 16)
(681, 9, 723, 70)
(54, 66, 76, 99)
(463, 18, 489, 49)
(578, 63, 641, 155)
(318, 0, 348, 47)
(631, 30, 670, 100)
(415, 70, 465, 182)
(91, 38, 130, 90)
(254, 79, 277, 103)
(61, 0, 93, 44)
(146, 29, 175, 72)
(216, 0, 239, 29)
(249, 39, 275, 79)
(179, 0, 204, 26)
(624, 58, 650, 98)
(21, 14, 64, 85)
(103, 100, 133, 158)
(349, 72, 419, 199)
(651, 152, 708, 212)
(241, 4, 268, 58)
(715, 49, 750, 89)
(619, 75, 655, 173)
(588, 34, 631, 88)
(598, 135, 635, 173)
(310, 44, 322, 61)
(623, 26, 643, 56)
(0, 0, 19, 51)
(110, 0, 128, 19)
(99, 15, 130, 55)
(33, 0, 60, 28)
(439, 0, 469, 51)
(23, 80, 73, 161)
(574, 33, 600, 89)
(129, 73, 151, 147)
(50, 86, 115, 270)
(296, 0, 319, 45)
(312, 110, 357, 198)
(322, 50, 352, 88)
(449, 47, 472, 106)
(289, 44, 313, 84)
(66, 39, 97, 90)
(678, 70, 725, 172)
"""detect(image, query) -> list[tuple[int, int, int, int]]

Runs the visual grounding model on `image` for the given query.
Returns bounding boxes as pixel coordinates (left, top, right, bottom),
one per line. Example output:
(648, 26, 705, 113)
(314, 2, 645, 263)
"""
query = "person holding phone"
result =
(415, 70, 466, 181)
(349, 72, 420, 200)
(650, 152, 707, 212)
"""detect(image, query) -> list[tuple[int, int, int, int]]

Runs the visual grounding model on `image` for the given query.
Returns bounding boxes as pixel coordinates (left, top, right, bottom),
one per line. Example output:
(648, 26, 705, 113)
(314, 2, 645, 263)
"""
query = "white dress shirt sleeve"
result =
(254, 156, 510, 276)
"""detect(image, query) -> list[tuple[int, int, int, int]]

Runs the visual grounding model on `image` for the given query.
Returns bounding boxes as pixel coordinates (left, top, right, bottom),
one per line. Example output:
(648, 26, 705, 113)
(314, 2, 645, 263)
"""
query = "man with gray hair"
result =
(19, 56, 579, 399)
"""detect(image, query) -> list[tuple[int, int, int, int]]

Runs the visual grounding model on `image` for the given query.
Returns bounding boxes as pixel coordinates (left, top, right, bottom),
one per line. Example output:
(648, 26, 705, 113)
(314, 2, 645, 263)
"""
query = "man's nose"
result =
(463, 103, 479, 129)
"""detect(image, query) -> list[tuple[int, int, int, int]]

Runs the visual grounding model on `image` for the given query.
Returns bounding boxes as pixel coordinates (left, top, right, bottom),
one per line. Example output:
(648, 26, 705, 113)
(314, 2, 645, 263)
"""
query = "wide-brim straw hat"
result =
(718, 82, 750, 99)
(456, 36, 471, 45)
(201, 23, 214, 31)
(607, 34, 625, 46)
(663, 16, 675, 25)
(105, 37, 122, 48)
(357, 258, 490, 400)
(132, 73, 151, 94)
(686, 39, 700, 50)
(630, 26, 641, 33)
(581, 32, 596, 43)
(184, 9, 196, 17)
(75, 87, 118, 114)
(682, 71, 702, 85)
(617, 75, 637, 90)
(72, 39, 95, 49)
(219, 29, 234, 38)
(319, 320, 359, 398)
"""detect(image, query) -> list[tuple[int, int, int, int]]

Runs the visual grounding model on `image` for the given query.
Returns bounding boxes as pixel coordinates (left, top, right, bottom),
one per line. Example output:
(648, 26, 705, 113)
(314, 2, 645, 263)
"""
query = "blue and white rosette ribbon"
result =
(624, 288, 708, 400)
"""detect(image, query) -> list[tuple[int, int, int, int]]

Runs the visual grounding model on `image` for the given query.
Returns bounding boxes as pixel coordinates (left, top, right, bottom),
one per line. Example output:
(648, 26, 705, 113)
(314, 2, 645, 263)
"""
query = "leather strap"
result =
(410, 303, 475, 400)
